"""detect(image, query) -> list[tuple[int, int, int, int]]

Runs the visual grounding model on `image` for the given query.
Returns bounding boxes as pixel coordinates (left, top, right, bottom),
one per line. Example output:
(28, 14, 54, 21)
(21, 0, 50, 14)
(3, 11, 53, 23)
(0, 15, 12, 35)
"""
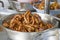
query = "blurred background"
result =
(0, 0, 60, 9)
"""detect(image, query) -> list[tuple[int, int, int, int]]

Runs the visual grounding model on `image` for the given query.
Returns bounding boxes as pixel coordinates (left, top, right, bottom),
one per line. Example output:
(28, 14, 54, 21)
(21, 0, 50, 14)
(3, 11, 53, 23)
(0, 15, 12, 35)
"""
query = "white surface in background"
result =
(0, 8, 17, 15)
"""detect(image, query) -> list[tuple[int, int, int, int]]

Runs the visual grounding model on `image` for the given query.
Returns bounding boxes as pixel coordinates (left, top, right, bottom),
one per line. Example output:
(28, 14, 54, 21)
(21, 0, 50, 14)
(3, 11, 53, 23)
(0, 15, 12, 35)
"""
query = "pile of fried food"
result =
(3, 10, 53, 32)
(34, 2, 60, 10)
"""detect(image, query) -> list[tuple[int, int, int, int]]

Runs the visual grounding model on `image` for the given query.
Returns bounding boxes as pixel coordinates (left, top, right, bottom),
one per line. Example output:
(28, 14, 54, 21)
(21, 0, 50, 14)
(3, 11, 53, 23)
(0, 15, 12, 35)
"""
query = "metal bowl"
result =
(1, 13, 59, 40)
(34, 28, 60, 40)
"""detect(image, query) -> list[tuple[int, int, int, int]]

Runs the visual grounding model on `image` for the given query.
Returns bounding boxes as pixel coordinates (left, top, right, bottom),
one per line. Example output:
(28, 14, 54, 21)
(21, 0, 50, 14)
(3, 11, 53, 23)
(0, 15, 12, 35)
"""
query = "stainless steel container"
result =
(1, 13, 59, 40)
(34, 28, 60, 40)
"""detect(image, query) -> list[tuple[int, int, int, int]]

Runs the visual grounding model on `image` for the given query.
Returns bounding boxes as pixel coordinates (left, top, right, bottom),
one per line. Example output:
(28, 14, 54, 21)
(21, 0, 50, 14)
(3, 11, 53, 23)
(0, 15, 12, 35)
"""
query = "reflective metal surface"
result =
(44, 0, 50, 14)
(34, 28, 60, 40)
(1, 13, 59, 40)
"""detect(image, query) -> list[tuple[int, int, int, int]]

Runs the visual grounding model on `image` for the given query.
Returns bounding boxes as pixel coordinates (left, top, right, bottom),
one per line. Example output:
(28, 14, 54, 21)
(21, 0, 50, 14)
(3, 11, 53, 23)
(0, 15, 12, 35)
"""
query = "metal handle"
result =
(0, 1, 4, 7)
(44, 0, 50, 14)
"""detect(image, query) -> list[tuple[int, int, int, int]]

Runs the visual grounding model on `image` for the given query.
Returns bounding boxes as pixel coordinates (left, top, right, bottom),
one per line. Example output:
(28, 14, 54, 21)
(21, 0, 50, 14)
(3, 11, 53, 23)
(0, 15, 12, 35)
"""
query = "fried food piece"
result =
(3, 22, 9, 28)
(50, 2, 60, 10)
(3, 10, 53, 32)
(38, 1, 45, 10)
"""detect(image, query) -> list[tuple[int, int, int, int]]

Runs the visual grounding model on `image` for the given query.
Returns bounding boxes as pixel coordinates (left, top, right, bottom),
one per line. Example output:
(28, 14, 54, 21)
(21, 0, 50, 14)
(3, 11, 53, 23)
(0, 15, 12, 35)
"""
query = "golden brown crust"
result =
(3, 10, 53, 32)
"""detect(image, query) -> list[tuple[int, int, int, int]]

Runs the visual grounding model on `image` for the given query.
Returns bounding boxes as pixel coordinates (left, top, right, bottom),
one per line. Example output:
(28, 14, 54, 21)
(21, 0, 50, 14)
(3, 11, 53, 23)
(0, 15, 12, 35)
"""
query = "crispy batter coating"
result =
(3, 10, 53, 32)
